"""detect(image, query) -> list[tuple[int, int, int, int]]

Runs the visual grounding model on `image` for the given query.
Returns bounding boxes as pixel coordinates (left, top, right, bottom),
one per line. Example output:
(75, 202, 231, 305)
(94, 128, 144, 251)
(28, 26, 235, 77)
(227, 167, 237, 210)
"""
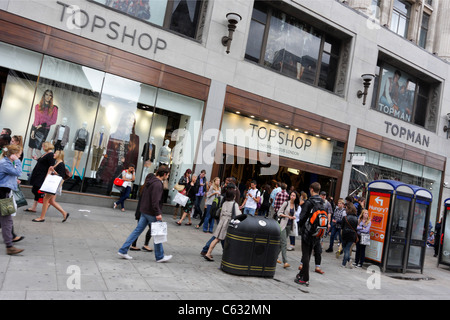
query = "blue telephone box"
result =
(438, 198, 450, 268)
(367, 180, 432, 273)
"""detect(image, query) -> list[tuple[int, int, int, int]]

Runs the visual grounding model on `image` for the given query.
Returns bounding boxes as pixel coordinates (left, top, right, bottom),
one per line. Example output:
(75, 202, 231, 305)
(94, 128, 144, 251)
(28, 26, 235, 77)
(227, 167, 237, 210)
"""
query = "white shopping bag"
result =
(151, 222, 168, 244)
(39, 174, 63, 195)
(172, 192, 189, 207)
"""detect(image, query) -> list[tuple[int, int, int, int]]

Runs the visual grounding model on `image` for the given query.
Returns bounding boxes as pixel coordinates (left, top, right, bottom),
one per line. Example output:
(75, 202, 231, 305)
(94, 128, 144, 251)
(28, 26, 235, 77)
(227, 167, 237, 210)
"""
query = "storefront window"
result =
(350, 146, 442, 224)
(373, 62, 439, 130)
(0, 41, 203, 202)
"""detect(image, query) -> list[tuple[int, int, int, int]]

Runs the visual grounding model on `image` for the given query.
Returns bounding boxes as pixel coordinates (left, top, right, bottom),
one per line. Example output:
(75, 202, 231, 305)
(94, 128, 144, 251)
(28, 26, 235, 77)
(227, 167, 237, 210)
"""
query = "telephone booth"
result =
(366, 180, 432, 273)
(438, 198, 450, 268)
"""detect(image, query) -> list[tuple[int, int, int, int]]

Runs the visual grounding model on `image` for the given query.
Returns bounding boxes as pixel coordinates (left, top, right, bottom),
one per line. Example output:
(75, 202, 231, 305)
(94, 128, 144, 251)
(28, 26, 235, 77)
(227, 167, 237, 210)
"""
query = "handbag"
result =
(151, 221, 168, 244)
(360, 232, 371, 246)
(174, 184, 185, 192)
(0, 197, 16, 216)
(39, 174, 63, 195)
(113, 172, 124, 187)
(13, 186, 27, 208)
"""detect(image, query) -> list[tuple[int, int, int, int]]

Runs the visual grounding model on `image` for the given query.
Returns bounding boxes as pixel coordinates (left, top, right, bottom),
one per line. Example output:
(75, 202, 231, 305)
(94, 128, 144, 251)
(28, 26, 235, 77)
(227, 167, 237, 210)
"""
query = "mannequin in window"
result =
(28, 89, 58, 159)
(90, 125, 107, 178)
(51, 117, 70, 151)
(71, 121, 90, 175)
(96, 111, 139, 194)
(158, 139, 171, 167)
(140, 136, 155, 183)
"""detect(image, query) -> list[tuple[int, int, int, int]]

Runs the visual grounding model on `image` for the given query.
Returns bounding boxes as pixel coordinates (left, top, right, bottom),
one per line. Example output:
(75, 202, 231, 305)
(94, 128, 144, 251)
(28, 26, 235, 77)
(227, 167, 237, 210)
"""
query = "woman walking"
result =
(354, 209, 371, 268)
(177, 174, 198, 226)
(198, 177, 221, 232)
(0, 144, 24, 255)
(114, 164, 136, 212)
(32, 150, 69, 222)
(341, 202, 358, 268)
(204, 188, 241, 261)
(25, 141, 55, 213)
(277, 191, 301, 268)
(173, 169, 191, 219)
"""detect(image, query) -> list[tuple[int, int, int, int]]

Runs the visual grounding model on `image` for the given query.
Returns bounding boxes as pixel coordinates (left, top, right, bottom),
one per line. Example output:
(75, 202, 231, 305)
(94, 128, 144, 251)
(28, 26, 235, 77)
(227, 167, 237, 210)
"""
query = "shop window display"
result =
(0, 42, 204, 201)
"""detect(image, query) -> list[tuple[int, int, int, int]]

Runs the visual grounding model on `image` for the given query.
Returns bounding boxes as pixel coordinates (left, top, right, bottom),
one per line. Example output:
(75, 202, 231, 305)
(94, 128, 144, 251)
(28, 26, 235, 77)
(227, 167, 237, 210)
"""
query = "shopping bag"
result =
(151, 222, 168, 244)
(39, 174, 63, 195)
(360, 233, 371, 246)
(13, 186, 28, 208)
(172, 192, 189, 207)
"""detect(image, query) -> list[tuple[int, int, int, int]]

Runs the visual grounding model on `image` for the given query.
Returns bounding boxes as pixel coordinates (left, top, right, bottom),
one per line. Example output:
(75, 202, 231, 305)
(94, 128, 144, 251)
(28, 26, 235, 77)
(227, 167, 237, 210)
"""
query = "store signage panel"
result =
(220, 112, 333, 167)
(366, 191, 391, 263)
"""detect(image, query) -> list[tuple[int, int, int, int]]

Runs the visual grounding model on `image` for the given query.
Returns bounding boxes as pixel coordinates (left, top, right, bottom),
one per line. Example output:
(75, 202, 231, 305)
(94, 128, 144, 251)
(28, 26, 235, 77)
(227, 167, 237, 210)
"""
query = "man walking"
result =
(295, 182, 324, 286)
(118, 165, 172, 262)
(239, 180, 260, 216)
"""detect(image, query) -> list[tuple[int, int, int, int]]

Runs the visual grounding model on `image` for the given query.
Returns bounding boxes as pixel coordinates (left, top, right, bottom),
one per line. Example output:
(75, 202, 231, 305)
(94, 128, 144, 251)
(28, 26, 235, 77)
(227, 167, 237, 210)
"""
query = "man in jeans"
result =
(193, 170, 207, 219)
(118, 165, 172, 262)
(295, 182, 323, 287)
(239, 180, 260, 216)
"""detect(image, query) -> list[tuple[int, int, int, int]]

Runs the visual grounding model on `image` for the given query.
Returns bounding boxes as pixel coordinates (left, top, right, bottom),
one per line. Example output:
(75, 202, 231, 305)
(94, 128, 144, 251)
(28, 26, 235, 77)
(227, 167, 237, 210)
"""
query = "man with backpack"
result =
(295, 182, 327, 286)
(239, 180, 260, 216)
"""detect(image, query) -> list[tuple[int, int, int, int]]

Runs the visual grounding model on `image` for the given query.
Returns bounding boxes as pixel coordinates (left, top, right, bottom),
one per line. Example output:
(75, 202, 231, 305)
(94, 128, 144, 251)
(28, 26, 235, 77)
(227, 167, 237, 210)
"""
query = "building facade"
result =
(0, 0, 449, 225)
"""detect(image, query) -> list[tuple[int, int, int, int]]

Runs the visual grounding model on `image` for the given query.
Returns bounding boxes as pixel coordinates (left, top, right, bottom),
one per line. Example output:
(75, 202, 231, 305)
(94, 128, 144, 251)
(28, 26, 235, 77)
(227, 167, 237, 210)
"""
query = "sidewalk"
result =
(0, 198, 449, 300)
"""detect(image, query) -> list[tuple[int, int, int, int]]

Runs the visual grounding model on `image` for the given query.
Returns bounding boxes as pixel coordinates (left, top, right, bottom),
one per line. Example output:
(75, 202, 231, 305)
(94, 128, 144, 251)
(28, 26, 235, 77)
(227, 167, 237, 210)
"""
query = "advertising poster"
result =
(366, 191, 391, 263)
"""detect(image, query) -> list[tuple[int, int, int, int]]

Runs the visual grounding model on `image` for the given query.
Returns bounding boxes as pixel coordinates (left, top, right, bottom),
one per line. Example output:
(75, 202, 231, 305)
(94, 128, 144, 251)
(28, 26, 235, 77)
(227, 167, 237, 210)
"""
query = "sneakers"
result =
(117, 252, 133, 260)
(156, 255, 173, 263)
(6, 247, 24, 255)
(294, 274, 309, 286)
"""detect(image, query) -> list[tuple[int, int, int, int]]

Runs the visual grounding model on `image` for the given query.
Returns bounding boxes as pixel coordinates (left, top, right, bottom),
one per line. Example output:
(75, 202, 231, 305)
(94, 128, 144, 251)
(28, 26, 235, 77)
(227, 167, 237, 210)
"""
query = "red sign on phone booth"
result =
(366, 191, 391, 263)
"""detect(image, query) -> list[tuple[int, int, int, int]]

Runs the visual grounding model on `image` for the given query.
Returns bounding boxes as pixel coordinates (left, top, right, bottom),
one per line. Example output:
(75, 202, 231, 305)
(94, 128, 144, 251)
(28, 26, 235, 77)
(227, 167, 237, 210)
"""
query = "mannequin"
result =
(51, 117, 70, 151)
(158, 139, 171, 167)
(71, 121, 90, 175)
(141, 136, 155, 183)
(90, 126, 107, 178)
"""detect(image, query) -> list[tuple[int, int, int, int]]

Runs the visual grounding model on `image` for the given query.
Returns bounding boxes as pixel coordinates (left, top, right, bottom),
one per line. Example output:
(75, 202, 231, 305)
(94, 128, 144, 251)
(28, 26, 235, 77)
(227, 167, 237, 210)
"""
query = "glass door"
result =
(407, 200, 429, 269)
(386, 196, 411, 269)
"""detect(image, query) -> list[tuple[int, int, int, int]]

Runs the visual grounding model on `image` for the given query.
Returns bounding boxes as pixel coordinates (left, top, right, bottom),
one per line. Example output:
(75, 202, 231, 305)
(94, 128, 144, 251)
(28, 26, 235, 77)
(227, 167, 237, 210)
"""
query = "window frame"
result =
(244, 2, 344, 94)
(87, 0, 206, 41)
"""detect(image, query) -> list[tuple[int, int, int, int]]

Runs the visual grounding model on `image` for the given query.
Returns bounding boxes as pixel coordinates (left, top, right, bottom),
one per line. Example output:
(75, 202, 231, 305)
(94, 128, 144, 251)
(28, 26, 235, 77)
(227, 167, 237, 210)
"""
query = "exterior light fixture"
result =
(222, 12, 242, 54)
(444, 113, 450, 139)
(357, 74, 375, 105)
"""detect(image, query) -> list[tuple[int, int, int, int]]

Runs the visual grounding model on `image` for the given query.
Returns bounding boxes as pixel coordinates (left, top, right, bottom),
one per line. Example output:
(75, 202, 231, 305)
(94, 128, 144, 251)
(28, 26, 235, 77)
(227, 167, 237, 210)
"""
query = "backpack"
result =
(210, 195, 223, 220)
(305, 198, 328, 238)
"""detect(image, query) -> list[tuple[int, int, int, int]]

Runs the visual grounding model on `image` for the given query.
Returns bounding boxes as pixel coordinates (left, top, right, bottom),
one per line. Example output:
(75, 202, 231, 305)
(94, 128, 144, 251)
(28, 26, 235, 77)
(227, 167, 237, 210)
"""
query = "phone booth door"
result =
(406, 199, 430, 272)
(386, 195, 412, 270)
(439, 199, 450, 266)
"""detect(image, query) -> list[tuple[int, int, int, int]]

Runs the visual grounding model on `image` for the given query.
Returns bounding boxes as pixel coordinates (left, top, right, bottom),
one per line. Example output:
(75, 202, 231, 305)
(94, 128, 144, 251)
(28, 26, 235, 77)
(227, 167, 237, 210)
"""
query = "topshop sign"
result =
(220, 113, 334, 167)
(57, 1, 167, 53)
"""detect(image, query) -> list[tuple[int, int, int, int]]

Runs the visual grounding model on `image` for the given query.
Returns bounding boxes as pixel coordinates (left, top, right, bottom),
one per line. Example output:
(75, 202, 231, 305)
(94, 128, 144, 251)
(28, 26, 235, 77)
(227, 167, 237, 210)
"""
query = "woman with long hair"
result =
(32, 150, 69, 223)
(0, 144, 24, 255)
(28, 89, 58, 159)
(197, 177, 221, 232)
(277, 191, 301, 268)
(354, 209, 371, 268)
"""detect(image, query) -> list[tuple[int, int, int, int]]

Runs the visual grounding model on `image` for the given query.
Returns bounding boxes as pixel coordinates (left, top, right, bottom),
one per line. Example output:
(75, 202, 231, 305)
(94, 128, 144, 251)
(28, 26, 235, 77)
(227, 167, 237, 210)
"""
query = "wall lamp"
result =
(221, 12, 242, 54)
(444, 113, 450, 139)
(357, 74, 375, 105)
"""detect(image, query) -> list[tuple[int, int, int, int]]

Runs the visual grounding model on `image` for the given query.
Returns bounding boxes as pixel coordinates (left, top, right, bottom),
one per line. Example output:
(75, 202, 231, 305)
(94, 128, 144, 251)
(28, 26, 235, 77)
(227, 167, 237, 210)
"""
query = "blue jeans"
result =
(115, 186, 131, 209)
(201, 236, 224, 254)
(342, 241, 353, 266)
(194, 195, 204, 218)
(202, 205, 214, 233)
(118, 213, 164, 260)
(327, 223, 342, 250)
(243, 207, 256, 216)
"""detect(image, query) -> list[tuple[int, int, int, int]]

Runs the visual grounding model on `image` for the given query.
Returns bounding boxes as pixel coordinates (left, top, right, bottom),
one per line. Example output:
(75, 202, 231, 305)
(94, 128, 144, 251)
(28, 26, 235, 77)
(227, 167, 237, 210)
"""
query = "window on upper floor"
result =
(371, 56, 441, 131)
(390, 0, 411, 38)
(89, 0, 206, 40)
(245, 1, 348, 94)
(419, 13, 430, 49)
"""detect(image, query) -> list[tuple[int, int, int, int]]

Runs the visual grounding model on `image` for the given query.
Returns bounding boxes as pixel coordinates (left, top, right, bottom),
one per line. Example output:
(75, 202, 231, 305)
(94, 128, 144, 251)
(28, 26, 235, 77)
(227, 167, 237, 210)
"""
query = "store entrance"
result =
(219, 155, 337, 202)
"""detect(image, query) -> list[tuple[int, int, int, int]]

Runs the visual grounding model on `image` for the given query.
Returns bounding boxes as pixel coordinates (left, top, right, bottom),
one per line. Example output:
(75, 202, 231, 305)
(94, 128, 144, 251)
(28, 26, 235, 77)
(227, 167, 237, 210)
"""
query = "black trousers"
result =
(298, 236, 320, 282)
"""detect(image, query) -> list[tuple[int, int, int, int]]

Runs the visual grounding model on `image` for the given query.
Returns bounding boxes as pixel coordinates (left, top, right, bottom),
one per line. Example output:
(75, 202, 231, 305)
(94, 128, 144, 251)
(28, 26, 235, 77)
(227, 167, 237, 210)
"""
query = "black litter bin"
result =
(221, 215, 281, 278)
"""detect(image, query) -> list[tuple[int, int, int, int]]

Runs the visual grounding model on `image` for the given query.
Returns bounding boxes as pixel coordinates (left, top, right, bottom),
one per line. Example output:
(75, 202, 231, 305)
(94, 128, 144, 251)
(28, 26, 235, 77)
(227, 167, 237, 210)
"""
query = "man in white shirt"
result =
(239, 180, 260, 216)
